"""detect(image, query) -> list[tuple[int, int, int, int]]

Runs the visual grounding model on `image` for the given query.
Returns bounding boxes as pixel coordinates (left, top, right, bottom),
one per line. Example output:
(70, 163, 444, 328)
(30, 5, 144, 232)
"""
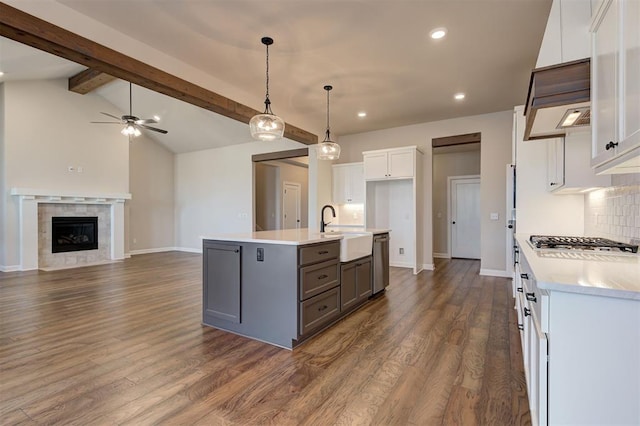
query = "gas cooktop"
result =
(529, 235, 638, 254)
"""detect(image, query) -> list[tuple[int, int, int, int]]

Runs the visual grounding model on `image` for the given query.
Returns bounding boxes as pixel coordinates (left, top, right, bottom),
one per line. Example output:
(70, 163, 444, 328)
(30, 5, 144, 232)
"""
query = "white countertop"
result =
(516, 234, 640, 300)
(201, 228, 389, 246)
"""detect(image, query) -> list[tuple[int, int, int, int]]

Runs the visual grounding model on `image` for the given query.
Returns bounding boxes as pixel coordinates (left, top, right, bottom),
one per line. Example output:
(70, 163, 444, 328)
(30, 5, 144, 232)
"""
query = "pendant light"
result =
(250, 37, 285, 141)
(317, 85, 340, 160)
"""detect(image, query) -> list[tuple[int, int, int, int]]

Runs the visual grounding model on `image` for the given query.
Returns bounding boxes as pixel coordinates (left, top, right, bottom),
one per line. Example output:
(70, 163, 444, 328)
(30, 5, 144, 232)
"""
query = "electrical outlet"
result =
(67, 166, 75, 172)
(399, 248, 404, 255)
(77, 166, 83, 173)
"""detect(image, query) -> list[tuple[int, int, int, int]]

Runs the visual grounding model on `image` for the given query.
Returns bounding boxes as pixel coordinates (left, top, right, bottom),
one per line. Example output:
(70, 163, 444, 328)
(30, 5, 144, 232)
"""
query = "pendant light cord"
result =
(129, 82, 133, 116)
(324, 86, 332, 141)
(264, 42, 272, 114)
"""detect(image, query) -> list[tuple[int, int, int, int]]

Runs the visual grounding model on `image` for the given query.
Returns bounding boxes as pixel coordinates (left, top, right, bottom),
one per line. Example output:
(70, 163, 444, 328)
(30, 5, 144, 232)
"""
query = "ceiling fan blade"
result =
(139, 124, 168, 134)
(135, 118, 158, 125)
(100, 112, 122, 121)
(90, 121, 121, 124)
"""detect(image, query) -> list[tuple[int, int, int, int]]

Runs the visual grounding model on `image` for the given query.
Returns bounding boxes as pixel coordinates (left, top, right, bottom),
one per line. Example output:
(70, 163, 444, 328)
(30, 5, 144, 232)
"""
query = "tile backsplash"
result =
(584, 173, 640, 243)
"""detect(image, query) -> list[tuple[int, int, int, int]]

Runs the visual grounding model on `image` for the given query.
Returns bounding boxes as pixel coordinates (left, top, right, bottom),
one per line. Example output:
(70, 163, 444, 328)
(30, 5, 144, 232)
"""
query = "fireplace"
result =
(52, 216, 99, 253)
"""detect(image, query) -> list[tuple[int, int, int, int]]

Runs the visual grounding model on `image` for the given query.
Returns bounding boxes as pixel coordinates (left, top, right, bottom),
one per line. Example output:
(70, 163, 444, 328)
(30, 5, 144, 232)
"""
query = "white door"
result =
(282, 182, 301, 229)
(450, 177, 481, 259)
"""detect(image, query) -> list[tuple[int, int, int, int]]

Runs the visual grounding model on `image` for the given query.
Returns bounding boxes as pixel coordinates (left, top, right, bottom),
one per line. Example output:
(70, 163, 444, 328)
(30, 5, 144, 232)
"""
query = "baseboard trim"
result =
(175, 247, 203, 254)
(129, 247, 177, 256)
(433, 252, 450, 259)
(389, 261, 413, 268)
(0, 265, 21, 272)
(422, 263, 435, 271)
(480, 268, 512, 278)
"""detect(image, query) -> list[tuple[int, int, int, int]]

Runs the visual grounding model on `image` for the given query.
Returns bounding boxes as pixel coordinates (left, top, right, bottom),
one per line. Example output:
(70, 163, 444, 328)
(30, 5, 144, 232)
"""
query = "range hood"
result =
(523, 58, 590, 141)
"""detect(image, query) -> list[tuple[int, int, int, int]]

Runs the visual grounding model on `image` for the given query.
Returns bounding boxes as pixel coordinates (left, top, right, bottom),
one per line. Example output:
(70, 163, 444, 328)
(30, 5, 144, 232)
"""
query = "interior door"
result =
(282, 182, 301, 229)
(451, 178, 481, 259)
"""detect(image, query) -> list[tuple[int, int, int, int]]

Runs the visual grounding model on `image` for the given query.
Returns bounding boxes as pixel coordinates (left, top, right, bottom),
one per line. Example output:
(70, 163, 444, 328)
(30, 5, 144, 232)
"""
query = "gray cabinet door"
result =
(340, 262, 357, 311)
(356, 258, 372, 301)
(203, 242, 241, 324)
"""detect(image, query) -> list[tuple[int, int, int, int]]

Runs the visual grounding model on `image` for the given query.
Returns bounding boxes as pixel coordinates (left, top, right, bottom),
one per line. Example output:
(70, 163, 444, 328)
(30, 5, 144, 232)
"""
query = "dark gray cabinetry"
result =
(340, 255, 372, 312)
(298, 241, 340, 337)
(203, 241, 241, 323)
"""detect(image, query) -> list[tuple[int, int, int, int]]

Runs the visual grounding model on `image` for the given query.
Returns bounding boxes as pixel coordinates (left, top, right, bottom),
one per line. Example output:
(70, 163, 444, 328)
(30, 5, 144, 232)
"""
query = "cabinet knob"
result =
(605, 141, 619, 151)
(550, 182, 557, 186)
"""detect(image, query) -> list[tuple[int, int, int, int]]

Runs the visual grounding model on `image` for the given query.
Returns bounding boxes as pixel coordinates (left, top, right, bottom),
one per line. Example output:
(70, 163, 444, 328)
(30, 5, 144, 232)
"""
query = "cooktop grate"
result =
(529, 235, 638, 253)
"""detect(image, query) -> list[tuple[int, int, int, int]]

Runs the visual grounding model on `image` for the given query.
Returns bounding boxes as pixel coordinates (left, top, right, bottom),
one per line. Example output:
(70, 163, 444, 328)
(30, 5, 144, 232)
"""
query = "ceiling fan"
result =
(91, 82, 168, 137)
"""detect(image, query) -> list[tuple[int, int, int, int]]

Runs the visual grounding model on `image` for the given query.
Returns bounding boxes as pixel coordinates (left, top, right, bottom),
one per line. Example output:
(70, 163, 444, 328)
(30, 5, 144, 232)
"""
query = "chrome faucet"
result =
(320, 204, 336, 233)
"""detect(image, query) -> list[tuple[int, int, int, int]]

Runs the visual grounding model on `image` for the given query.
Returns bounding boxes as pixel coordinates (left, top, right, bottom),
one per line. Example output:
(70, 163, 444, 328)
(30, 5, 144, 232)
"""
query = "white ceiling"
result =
(1, 0, 552, 154)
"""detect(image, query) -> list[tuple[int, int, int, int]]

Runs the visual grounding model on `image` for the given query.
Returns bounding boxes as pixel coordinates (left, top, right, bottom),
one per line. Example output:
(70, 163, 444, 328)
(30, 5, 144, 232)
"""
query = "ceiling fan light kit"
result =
(317, 85, 341, 161)
(91, 82, 168, 139)
(250, 37, 285, 141)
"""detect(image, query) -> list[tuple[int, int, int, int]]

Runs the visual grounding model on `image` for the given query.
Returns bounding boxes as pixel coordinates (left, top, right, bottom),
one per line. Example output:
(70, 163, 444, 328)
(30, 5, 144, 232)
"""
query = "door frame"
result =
(282, 181, 302, 229)
(447, 175, 481, 259)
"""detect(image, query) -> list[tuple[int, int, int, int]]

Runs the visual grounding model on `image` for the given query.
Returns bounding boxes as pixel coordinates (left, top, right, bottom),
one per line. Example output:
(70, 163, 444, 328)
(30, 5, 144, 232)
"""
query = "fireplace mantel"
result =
(11, 188, 132, 271)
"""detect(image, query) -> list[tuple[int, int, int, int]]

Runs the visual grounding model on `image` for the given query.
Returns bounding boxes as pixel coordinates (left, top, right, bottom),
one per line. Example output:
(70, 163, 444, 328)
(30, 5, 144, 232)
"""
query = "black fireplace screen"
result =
(52, 216, 98, 253)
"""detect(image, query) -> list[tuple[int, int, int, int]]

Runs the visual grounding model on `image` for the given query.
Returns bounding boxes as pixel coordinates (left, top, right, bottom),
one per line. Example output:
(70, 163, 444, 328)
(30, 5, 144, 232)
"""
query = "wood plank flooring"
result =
(0, 253, 530, 425)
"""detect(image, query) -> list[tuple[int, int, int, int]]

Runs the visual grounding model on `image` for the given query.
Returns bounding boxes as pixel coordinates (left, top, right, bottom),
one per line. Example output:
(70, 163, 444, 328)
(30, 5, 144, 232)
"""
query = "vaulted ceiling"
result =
(1, 0, 552, 154)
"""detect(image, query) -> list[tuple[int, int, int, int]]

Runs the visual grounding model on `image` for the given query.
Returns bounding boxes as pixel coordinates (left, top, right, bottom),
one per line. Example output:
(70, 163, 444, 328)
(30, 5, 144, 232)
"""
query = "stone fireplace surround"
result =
(11, 188, 131, 271)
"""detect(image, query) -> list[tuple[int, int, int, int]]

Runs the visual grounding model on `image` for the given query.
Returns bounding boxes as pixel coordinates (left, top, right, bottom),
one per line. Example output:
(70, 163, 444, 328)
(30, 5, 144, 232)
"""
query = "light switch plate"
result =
(490, 213, 499, 221)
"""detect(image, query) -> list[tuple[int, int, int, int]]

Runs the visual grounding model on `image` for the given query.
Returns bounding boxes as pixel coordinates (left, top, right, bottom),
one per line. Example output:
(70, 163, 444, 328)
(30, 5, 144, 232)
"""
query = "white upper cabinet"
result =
(547, 138, 565, 191)
(332, 163, 364, 204)
(591, 0, 640, 173)
(363, 147, 416, 180)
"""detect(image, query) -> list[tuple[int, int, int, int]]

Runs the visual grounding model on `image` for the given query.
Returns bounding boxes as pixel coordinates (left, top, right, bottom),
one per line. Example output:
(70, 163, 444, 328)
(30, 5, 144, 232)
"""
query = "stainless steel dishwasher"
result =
(372, 233, 389, 294)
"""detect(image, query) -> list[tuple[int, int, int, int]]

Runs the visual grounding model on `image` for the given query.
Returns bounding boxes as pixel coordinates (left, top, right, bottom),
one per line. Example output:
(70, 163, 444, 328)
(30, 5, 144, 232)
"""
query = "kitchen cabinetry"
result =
(332, 162, 364, 204)
(363, 147, 415, 180)
(514, 238, 640, 425)
(365, 146, 424, 273)
(591, 0, 640, 173)
(340, 255, 372, 312)
(546, 132, 610, 193)
(298, 241, 341, 336)
(203, 241, 242, 324)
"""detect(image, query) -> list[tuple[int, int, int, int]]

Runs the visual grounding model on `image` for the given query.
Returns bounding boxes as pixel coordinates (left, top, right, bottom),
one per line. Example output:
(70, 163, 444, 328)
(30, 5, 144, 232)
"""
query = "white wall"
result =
(513, 106, 584, 236)
(129, 134, 175, 253)
(1, 79, 130, 269)
(432, 147, 481, 256)
(338, 110, 513, 273)
(255, 163, 278, 231)
(174, 139, 308, 251)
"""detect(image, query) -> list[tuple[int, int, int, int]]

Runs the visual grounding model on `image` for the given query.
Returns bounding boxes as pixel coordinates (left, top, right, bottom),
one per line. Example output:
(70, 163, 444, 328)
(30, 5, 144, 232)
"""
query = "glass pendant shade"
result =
(249, 112, 285, 141)
(250, 37, 285, 141)
(317, 85, 340, 160)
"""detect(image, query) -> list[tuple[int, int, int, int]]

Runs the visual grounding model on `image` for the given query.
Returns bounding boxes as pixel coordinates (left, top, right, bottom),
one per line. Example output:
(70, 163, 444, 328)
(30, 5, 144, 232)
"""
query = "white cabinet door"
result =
(621, 0, 640, 148)
(529, 313, 548, 426)
(363, 153, 388, 180)
(348, 163, 364, 203)
(388, 150, 414, 178)
(592, 0, 619, 166)
(546, 138, 565, 191)
(332, 165, 348, 204)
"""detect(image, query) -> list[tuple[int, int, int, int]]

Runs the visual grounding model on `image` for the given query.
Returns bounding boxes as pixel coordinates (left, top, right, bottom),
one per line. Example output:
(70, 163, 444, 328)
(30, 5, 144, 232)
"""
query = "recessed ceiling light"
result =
(358, 112, 367, 118)
(430, 28, 447, 40)
(0, 71, 4, 77)
(454, 93, 465, 100)
(153, 115, 161, 121)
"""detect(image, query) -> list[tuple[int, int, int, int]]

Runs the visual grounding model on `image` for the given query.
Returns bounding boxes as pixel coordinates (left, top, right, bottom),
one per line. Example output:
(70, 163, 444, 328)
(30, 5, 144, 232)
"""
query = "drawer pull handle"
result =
(524, 307, 531, 317)
(517, 287, 523, 293)
(317, 274, 328, 280)
(605, 141, 618, 150)
(526, 292, 537, 303)
(318, 305, 328, 312)
(518, 324, 524, 331)
(520, 273, 528, 280)
(318, 250, 329, 255)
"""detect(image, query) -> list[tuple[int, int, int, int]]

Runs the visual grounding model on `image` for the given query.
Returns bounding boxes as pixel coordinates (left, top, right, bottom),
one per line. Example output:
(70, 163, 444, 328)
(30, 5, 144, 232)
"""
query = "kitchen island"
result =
(201, 228, 389, 349)
(514, 234, 640, 425)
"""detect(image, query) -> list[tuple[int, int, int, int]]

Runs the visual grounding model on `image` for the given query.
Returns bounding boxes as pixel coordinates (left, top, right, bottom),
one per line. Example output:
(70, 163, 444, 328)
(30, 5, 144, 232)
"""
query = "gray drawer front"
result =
(299, 287, 340, 336)
(299, 241, 339, 266)
(299, 259, 339, 300)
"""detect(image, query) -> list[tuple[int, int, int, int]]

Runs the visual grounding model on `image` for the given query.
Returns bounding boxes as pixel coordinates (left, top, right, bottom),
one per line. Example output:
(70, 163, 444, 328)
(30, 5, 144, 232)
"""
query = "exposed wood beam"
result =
(432, 132, 481, 148)
(0, 2, 318, 145)
(68, 68, 116, 94)
(252, 148, 309, 162)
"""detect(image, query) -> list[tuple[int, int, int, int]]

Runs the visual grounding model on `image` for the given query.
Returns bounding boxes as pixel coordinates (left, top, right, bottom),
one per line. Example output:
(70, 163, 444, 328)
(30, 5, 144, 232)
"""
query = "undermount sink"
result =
(337, 232, 373, 262)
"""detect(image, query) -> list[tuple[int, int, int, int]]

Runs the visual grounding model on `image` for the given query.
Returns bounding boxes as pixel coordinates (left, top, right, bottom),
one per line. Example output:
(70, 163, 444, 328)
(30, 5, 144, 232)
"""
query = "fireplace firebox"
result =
(52, 216, 98, 253)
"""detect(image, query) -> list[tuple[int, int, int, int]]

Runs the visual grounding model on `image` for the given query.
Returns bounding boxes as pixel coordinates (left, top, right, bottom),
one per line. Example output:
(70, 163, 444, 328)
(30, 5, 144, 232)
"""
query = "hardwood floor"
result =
(0, 253, 530, 425)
